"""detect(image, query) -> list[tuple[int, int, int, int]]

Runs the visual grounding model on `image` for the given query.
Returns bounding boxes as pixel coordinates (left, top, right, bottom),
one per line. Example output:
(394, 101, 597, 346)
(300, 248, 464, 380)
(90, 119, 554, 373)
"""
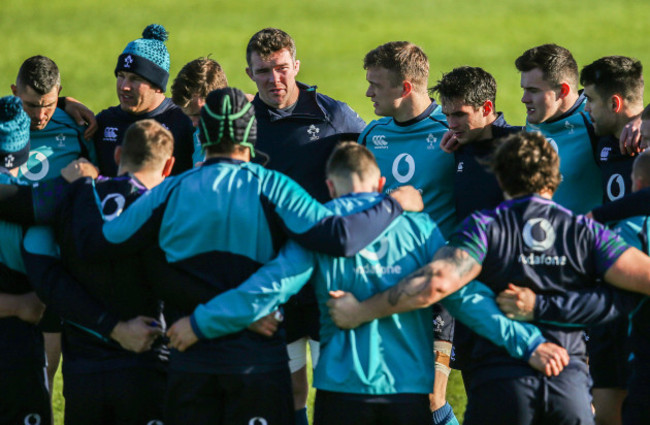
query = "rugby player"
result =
(93, 24, 194, 176)
(245, 27, 367, 424)
(0, 95, 51, 425)
(357, 40, 457, 423)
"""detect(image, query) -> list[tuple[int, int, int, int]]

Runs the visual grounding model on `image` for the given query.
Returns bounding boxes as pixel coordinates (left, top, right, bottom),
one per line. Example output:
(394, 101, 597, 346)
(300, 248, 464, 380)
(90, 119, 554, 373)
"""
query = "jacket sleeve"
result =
(191, 240, 314, 339)
(440, 280, 545, 361)
(591, 188, 650, 223)
(22, 226, 119, 340)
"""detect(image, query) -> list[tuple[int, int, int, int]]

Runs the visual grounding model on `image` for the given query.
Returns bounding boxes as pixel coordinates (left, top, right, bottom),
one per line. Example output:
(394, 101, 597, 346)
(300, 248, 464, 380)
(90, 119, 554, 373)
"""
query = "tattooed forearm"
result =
(433, 246, 478, 278)
(388, 265, 434, 306)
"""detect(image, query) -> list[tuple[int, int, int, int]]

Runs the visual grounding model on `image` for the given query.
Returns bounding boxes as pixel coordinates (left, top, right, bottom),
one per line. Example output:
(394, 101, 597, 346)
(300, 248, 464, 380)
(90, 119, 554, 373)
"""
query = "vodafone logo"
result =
(606, 174, 625, 201)
(20, 151, 50, 181)
(392, 153, 415, 183)
(101, 193, 126, 221)
(522, 218, 555, 252)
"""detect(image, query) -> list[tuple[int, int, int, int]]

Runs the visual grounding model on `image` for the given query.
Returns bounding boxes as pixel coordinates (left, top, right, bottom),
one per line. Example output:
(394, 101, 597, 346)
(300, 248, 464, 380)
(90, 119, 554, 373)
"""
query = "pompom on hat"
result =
(199, 87, 258, 157)
(115, 24, 171, 91)
(0, 96, 30, 169)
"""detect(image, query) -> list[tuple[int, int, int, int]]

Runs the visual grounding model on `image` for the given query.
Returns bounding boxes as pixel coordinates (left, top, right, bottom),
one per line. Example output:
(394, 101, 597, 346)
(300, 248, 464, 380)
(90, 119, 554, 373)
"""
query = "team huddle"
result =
(2, 23, 650, 425)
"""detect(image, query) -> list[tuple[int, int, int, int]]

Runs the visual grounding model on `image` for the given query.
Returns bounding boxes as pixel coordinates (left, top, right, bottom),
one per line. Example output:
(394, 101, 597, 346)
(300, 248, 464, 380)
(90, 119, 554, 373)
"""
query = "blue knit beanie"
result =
(0, 96, 30, 170)
(115, 24, 170, 92)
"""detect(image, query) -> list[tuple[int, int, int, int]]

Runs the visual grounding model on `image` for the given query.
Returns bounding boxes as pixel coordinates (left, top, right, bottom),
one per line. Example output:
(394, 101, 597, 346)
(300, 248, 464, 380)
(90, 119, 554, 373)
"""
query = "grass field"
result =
(5, 0, 650, 423)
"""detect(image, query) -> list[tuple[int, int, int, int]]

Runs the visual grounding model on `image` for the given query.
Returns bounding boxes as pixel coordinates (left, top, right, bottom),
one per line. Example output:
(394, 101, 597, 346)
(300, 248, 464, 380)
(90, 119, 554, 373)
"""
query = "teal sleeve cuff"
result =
(523, 334, 546, 361)
(190, 313, 208, 340)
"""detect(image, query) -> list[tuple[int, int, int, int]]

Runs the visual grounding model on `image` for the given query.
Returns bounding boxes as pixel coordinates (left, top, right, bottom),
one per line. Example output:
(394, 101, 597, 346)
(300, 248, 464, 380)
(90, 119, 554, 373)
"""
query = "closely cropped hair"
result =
(515, 44, 578, 90)
(16, 55, 61, 95)
(432, 66, 497, 109)
(491, 132, 561, 196)
(642, 103, 650, 120)
(171, 57, 228, 108)
(326, 141, 380, 182)
(580, 56, 644, 104)
(364, 41, 429, 90)
(121, 119, 174, 169)
(633, 149, 650, 188)
(246, 28, 296, 65)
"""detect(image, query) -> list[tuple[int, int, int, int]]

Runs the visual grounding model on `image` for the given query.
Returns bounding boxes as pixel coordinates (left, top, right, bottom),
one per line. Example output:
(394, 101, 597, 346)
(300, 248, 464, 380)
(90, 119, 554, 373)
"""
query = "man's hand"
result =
(389, 185, 424, 212)
(247, 310, 282, 337)
(61, 158, 99, 182)
(619, 116, 643, 156)
(528, 341, 569, 377)
(15, 292, 46, 324)
(327, 290, 366, 329)
(496, 283, 536, 321)
(167, 316, 199, 352)
(110, 316, 162, 353)
(440, 131, 461, 153)
(63, 96, 98, 140)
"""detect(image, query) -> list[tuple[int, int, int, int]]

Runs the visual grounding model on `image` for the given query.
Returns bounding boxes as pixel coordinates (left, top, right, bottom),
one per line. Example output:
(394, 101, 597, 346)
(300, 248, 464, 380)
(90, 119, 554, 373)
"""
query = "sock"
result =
(432, 402, 459, 425)
(295, 407, 308, 425)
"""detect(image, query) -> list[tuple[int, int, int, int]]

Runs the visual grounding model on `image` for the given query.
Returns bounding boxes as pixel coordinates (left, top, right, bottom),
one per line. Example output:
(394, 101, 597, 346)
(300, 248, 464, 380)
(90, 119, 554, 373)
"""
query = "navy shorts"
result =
(0, 365, 51, 425)
(622, 365, 650, 425)
(313, 390, 430, 425)
(464, 366, 594, 425)
(63, 367, 166, 425)
(165, 367, 293, 425)
(587, 317, 631, 389)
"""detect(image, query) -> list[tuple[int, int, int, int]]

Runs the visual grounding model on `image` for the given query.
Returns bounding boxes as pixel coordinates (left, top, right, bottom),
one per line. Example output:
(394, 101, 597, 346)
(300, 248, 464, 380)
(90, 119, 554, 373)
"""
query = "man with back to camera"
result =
(245, 27, 367, 425)
(357, 40, 458, 424)
(93, 24, 194, 177)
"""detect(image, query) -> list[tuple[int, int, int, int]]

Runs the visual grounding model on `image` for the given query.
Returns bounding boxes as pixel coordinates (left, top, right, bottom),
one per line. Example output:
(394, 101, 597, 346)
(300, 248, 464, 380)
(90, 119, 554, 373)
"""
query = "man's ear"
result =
(402, 80, 413, 98)
(558, 83, 571, 99)
(162, 156, 175, 177)
(114, 146, 122, 167)
(294, 59, 300, 74)
(482, 100, 494, 116)
(612, 94, 623, 113)
(245, 67, 254, 81)
(325, 179, 337, 199)
(377, 176, 386, 193)
(10, 84, 18, 96)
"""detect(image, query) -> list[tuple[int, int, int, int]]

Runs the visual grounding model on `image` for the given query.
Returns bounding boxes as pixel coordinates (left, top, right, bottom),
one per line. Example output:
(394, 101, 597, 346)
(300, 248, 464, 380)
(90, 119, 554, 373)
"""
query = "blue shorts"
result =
(587, 317, 631, 389)
(0, 365, 51, 425)
(464, 366, 594, 425)
(63, 367, 166, 425)
(165, 367, 293, 425)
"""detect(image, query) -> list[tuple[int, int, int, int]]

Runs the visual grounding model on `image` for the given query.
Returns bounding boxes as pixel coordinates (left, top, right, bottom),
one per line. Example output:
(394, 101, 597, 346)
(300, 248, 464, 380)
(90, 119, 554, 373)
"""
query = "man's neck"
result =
(394, 93, 431, 123)
(552, 92, 580, 120)
(205, 150, 251, 162)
